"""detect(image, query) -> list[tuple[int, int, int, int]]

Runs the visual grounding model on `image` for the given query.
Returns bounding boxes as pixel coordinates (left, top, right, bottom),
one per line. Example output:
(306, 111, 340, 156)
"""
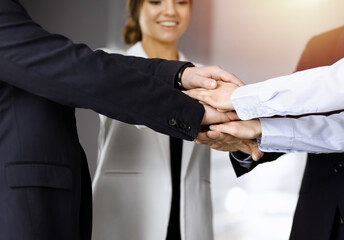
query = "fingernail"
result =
(209, 125, 216, 130)
(209, 80, 216, 88)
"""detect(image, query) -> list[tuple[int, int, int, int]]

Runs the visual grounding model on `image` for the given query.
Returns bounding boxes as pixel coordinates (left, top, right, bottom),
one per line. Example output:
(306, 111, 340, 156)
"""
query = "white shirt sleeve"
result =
(231, 57, 344, 120)
(231, 57, 344, 153)
(257, 111, 344, 153)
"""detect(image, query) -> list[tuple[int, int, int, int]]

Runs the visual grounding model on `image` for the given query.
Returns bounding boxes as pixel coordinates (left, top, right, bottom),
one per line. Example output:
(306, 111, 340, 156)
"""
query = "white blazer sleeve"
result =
(232, 57, 344, 120)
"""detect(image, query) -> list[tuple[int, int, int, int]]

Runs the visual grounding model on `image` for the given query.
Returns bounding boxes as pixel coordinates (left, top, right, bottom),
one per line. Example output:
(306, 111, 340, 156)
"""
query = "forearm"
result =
(106, 52, 190, 87)
(0, 0, 204, 140)
(232, 58, 344, 120)
(259, 111, 344, 153)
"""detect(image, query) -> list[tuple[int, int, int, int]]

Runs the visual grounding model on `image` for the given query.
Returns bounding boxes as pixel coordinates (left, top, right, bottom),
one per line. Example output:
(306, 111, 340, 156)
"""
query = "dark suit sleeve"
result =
(230, 152, 284, 177)
(0, 0, 204, 140)
(105, 53, 185, 87)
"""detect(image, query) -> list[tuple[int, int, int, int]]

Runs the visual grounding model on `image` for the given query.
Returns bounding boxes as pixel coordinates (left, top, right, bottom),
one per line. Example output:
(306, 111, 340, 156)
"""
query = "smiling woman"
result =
(92, 1, 214, 240)
(139, 0, 192, 59)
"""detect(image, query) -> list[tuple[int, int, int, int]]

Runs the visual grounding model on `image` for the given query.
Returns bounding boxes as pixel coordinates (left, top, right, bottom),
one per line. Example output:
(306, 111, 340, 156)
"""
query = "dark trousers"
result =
(331, 208, 344, 240)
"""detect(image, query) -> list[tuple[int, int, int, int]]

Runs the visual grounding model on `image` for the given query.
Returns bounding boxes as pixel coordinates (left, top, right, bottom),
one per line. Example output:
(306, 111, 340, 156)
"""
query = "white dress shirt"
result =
(232, 57, 344, 153)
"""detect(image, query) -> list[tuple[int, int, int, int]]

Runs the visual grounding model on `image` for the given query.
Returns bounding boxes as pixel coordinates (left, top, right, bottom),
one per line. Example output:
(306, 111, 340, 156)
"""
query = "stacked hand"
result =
(181, 66, 263, 161)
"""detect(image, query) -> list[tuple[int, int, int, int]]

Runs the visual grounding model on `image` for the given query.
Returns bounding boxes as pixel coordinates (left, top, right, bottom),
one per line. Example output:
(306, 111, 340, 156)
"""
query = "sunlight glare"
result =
(225, 187, 248, 213)
(297, 0, 324, 5)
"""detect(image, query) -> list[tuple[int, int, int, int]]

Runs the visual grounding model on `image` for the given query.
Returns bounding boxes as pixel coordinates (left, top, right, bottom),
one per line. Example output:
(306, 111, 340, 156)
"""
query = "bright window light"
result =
(224, 187, 248, 213)
(297, 0, 324, 4)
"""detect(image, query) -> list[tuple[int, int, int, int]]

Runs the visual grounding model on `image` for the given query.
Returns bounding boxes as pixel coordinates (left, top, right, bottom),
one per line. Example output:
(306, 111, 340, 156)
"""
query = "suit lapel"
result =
(181, 140, 195, 179)
(155, 135, 195, 182)
(155, 133, 171, 172)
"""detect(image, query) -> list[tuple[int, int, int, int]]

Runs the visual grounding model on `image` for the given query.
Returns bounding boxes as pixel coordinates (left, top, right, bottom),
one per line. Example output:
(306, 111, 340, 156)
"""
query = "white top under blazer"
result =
(92, 42, 213, 240)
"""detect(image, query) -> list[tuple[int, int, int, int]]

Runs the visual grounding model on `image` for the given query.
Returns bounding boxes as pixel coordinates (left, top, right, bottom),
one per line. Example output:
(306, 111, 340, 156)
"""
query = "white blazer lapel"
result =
(181, 140, 195, 179)
(125, 42, 148, 58)
(155, 133, 172, 174)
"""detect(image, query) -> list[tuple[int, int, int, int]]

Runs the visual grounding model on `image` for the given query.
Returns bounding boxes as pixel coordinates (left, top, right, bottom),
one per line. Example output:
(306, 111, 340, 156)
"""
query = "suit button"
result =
(179, 122, 191, 132)
(334, 163, 343, 173)
(169, 118, 177, 127)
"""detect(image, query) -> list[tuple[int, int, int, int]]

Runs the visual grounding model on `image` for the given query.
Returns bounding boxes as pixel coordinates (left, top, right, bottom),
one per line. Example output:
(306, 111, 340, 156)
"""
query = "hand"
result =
(184, 81, 239, 112)
(201, 105, 240, 126)
(210, 119, 262, 139)
(195, 131, 264, 161)
(181, 66, 244, 90)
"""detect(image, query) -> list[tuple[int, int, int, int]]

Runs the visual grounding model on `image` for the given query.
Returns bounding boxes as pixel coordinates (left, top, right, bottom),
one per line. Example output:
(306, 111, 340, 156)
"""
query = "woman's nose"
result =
(164, 1, 177, 16)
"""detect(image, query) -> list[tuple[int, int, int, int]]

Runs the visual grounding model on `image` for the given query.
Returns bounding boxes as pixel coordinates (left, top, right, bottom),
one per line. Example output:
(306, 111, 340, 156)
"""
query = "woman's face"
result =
(139, 0, 192, 44)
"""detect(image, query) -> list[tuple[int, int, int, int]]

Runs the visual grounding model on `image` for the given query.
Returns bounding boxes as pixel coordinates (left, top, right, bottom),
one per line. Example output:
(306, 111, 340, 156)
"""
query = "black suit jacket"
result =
(290, 26, 344, 240)
(0, 1, 204, 239)
(230, 26, 344, 240)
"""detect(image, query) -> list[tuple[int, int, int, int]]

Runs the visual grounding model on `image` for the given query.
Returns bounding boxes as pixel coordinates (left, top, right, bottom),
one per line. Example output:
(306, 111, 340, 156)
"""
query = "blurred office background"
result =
(21, 0, 344, 239)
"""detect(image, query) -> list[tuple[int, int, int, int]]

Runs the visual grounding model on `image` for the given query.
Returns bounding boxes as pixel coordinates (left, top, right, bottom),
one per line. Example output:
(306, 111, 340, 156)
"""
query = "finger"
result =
(204, 108, 234, 125)
(217, 108, 228, 113)
(184, 89, 211, 104)
(252, 149, 264, 161)
(195, 76, 217, 89)
(225, 72, 245, 86)
(209, 123, 238, 137)
(196, 132, 209, 142)
(185, 75, 217, 90)
(183, 88, 204, 98)
(207, 67, 245, 86)
(226, 111, 240, 120)
(206, 130, 221, 140)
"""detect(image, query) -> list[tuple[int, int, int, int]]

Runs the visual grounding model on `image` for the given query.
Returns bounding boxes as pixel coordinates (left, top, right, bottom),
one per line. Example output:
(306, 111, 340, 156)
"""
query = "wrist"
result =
(255, 119, 262, 138)
(175, 62, 195, 90)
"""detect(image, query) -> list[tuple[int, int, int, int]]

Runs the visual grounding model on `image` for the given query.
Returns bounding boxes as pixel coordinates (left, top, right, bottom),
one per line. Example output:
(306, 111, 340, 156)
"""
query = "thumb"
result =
(181, 67, 217, 90)
(188, 76, 217, 90)
(252, 148, 264, 161)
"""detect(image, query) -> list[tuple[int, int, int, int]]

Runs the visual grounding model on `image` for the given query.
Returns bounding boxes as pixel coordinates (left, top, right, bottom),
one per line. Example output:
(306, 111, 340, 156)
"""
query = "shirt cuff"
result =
(258, 117, 295, 152)
(231, 84, 263, 120)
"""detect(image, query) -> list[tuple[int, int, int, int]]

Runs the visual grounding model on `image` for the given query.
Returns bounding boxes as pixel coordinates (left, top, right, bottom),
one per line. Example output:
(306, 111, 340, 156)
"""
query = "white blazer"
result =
(92, 42, 213, 240)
